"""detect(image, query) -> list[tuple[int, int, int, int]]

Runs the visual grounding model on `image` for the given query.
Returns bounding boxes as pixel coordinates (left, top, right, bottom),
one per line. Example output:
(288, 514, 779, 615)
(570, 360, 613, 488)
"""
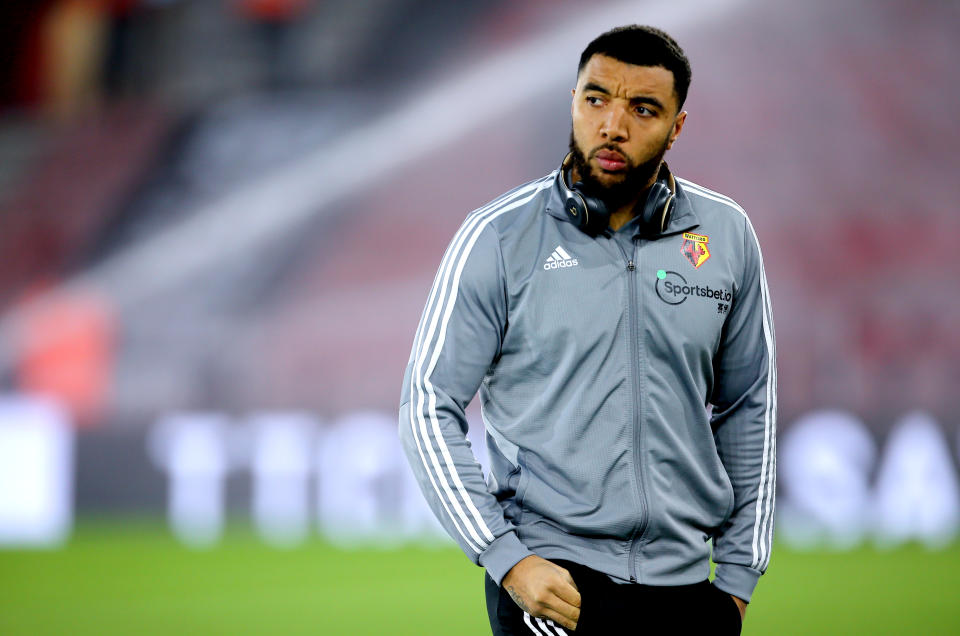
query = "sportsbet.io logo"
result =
(655, 269, 732, 309)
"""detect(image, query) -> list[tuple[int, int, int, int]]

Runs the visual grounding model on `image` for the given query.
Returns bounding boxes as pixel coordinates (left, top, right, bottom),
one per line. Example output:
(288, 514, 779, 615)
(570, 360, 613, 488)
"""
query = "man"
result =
(399, 25, 775, 635)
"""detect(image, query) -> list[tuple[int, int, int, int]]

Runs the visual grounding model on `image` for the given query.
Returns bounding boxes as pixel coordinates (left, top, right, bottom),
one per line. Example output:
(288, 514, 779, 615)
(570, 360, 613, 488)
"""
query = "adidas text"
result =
(544, 245, 578, 270)
(544, 258, 579, 270)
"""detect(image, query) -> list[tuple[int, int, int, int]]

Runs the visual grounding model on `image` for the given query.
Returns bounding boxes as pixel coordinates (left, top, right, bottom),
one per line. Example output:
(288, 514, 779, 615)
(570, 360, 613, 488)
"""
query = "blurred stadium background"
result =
(0, 0, 958, 633)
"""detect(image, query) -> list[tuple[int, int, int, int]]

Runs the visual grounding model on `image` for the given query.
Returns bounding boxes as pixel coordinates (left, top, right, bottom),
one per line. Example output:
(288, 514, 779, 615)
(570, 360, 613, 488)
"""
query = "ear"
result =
(570, 88, 576, 116)
(666, 110, 687, 150)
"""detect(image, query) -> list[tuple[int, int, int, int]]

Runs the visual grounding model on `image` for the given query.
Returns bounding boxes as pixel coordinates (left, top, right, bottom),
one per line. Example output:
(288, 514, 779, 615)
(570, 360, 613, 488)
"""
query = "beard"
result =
(568, 129, 670, 211)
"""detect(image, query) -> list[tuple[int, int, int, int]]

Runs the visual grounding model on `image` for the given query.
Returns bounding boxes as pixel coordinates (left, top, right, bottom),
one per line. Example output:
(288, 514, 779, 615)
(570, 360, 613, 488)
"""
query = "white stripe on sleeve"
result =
(406, 186, 539, 553)
(409, 175, 553, 552)
(679, 179, 777, 571)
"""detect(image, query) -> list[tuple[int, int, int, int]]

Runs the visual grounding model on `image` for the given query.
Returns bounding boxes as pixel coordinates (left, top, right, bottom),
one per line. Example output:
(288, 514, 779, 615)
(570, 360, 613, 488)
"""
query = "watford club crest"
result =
(681, 232, 711, 268)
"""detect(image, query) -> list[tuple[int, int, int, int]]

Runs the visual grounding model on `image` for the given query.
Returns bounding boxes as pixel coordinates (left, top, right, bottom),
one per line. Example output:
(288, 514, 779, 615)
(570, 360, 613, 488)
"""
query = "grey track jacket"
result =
(399, 167, 776, 602)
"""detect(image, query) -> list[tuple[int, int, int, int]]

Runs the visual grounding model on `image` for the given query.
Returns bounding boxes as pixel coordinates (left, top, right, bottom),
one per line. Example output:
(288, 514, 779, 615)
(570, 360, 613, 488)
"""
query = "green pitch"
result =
(1, 520, 958, 635)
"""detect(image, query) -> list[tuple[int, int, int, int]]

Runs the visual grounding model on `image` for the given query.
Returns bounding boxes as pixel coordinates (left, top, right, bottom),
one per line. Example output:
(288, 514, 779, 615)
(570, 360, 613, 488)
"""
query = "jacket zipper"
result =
(616, 240, 649, 583)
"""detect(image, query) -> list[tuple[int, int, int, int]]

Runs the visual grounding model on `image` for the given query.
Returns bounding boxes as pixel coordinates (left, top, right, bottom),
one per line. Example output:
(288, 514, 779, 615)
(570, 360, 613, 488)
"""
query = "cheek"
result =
(633, 125, 672, 152)
(573, 106, 605, 130)
(571, 119, 593, 145)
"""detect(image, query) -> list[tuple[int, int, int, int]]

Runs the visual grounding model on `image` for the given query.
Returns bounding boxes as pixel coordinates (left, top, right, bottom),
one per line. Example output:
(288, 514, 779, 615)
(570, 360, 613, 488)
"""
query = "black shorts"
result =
(485, 559, 742, 635)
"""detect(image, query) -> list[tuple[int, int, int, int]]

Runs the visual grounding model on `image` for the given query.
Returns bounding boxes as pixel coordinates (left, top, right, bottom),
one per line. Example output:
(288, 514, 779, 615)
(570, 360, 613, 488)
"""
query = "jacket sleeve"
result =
(399, 219, 534, 585)
(709, 213, 777, 603)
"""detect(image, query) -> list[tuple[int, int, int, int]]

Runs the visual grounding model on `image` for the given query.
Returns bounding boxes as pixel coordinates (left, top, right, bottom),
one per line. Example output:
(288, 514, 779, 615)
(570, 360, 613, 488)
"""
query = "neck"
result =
(608, 192, 646, 232)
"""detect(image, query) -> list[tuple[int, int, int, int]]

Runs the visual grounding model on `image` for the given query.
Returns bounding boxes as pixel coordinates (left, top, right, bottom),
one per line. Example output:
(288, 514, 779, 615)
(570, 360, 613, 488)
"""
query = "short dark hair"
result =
(578, 25, 692, 111)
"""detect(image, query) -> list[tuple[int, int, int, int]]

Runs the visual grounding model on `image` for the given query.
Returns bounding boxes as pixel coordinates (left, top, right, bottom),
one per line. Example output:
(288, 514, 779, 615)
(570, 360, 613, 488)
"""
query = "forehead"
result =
(577, 54, 677, 108)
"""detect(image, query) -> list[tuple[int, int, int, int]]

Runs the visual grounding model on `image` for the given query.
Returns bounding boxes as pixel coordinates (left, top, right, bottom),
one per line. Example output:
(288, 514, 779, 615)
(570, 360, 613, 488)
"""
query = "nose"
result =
(600, 104, 629, 142)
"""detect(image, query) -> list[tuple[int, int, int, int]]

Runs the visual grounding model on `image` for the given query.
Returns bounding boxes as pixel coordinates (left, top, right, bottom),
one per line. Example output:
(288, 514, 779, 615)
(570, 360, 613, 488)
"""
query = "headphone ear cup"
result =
(564, 188, 609, 236)
(557, 157, 610, 235)
(641, 181, 675, 235)
(564, 192, 588, 231)
(572, 181, 609, 236)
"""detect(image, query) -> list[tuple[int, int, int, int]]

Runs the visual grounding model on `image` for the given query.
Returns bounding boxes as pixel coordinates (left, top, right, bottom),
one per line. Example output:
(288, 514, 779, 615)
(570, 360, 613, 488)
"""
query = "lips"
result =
(594, 149, 627, 171)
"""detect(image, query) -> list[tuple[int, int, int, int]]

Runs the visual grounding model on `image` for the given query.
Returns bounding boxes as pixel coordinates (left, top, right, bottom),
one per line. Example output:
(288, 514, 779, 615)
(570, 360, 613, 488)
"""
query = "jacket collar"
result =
(544, 162, 700, 238)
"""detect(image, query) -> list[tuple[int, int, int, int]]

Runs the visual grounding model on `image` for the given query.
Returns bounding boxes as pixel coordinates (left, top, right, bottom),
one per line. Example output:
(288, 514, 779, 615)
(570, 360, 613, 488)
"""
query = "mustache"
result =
(588, 144, 631, 163)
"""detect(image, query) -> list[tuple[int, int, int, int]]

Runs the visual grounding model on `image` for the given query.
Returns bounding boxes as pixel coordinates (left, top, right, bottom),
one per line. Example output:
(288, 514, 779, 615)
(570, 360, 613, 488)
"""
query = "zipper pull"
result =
(627, 260, 636, 271)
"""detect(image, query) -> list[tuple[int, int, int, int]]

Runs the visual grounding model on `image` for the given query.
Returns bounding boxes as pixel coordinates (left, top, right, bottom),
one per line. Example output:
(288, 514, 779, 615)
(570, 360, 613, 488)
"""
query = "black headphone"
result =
(560, 152, 677, 237)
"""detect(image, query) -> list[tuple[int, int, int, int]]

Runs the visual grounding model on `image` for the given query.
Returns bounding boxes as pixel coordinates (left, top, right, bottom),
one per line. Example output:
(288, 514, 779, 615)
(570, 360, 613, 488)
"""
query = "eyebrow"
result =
(582, 82, 610, 95)
(582, 82, 665, 111)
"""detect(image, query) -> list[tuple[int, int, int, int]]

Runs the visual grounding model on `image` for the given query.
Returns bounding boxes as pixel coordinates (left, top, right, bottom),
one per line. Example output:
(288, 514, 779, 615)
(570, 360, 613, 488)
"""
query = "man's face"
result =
(569, 54, 687, 206)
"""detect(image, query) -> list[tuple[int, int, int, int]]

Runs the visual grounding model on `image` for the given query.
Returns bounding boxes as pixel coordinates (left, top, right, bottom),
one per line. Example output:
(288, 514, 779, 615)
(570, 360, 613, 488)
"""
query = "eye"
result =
(635, 106, 654, 116)
(585, 95, 603, 106)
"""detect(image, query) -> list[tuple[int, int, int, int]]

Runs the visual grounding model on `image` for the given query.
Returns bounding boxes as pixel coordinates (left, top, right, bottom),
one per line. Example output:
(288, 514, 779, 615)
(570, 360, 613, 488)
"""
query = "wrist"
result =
(730, 594, 747, 621)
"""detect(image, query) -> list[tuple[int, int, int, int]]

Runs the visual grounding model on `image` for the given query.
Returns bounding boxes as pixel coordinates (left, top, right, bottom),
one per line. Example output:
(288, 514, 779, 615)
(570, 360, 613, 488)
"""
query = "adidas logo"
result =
(543, 245, 579, 270)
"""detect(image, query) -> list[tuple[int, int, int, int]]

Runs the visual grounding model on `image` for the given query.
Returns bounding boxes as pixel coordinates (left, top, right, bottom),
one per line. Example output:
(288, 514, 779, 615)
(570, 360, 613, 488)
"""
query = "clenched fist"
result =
(502, 555, 582, 631)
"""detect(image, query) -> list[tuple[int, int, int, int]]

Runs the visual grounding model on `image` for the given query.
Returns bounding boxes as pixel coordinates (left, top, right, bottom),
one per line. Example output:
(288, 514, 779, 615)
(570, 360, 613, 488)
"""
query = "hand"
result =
(502, 555, 581, 631)
(730, 594, 747, 622)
